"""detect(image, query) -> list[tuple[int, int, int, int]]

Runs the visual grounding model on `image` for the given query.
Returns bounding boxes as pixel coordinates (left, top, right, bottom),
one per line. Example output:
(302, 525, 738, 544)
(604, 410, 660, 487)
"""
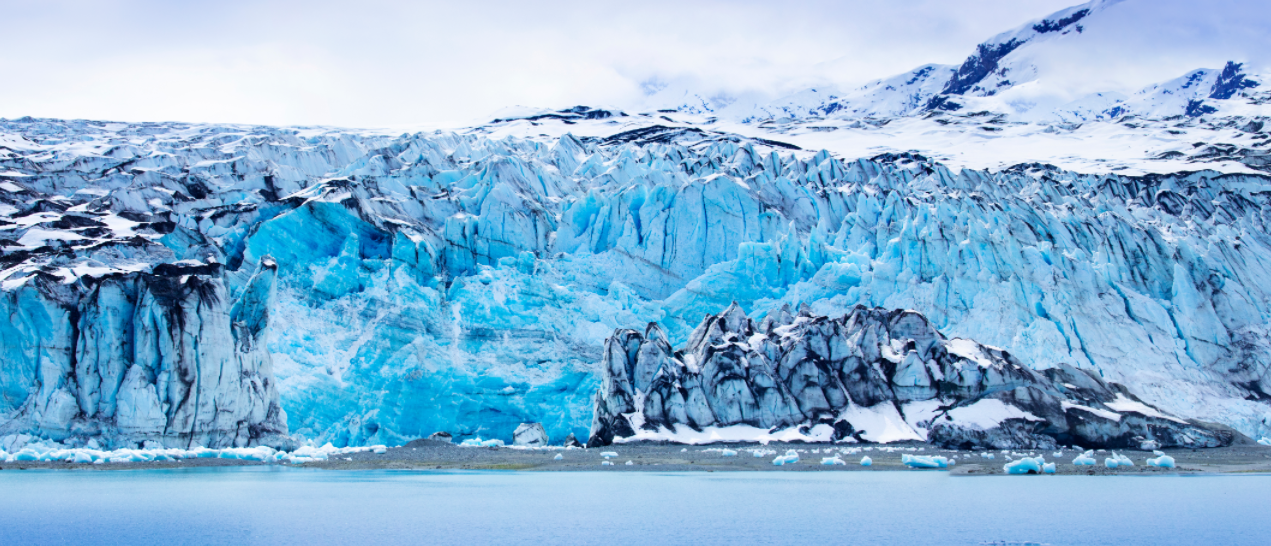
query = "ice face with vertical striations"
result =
(1, 113, 1270, 448)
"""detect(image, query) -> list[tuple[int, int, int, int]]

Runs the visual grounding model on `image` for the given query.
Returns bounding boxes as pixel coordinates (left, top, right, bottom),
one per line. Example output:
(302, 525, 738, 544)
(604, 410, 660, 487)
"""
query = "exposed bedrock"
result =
(588, 304, 1240, 449)
(0, 258, 289, 449)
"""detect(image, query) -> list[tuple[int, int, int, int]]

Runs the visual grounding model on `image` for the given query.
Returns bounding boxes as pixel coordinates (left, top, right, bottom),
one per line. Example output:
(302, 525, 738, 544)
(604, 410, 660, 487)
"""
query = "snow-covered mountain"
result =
(650, 0, 1267, 124)
(2, 109, 1270, 450)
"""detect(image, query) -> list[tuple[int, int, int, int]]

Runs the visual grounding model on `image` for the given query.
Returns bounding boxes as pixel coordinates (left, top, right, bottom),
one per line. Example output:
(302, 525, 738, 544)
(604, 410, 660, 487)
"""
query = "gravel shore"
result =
(3, 440, 1270, 474)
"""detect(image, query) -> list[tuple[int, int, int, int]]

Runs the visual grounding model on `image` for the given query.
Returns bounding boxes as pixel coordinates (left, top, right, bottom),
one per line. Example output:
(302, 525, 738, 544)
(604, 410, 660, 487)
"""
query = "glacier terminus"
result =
(3, 0, 1271, 454)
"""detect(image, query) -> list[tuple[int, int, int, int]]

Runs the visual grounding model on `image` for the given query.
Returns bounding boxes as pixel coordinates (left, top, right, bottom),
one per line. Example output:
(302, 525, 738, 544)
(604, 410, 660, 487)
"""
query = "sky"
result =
(1, 0, 1267, 128)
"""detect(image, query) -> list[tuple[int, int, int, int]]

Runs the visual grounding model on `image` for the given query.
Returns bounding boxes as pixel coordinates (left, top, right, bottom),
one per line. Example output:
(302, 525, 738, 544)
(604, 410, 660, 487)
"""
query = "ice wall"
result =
(0, 259, 288, 449)
(1, 117, 1269, 447)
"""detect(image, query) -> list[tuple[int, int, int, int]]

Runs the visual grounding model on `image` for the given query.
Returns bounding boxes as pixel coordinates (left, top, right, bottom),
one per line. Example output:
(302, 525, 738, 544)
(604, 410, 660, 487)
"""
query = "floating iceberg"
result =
(860, 456, 873, 466)
(821, 456, 846, 465)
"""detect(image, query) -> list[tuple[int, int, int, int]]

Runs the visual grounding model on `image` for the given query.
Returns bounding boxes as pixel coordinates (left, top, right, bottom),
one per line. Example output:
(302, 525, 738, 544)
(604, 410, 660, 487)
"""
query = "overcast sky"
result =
(1, 0, 1266, 127)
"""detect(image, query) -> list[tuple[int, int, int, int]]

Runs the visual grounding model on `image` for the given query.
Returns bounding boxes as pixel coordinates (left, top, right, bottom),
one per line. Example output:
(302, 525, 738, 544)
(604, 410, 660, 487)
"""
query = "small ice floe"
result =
(372, 445, 387, 454)
(553, 453, 564, 460)
(1003, 456, 1047, 475)
(1146, 451, 1175, 469)
(901, 454, 950, 469)
(1043, 463, 1057, 474)
(681, 448, 688, 452)
(1053, 451, 1064, 458)
(980, 453, 996, 460)
(600, 452, 618, 459)
(602, 461, 613, 466)
(1104, 452, 1134, 469)
(772, 450, 800, 466)
(625, 460, 634, 466)
(1139, 439, 1160, 450)
(821, 456, 846, 466)
(860, 456, 872, 466)
(720, 449, 737, 457)
(1072, 450, 1097, 465)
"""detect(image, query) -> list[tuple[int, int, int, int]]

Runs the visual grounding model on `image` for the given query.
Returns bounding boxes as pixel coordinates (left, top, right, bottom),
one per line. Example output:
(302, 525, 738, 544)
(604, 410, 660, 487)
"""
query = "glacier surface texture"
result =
(2, 115, 1271, 448)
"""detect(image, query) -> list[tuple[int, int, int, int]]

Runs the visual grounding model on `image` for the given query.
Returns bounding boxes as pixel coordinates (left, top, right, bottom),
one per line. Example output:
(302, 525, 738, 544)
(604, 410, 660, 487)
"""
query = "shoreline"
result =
(2, 441, 1269, 475)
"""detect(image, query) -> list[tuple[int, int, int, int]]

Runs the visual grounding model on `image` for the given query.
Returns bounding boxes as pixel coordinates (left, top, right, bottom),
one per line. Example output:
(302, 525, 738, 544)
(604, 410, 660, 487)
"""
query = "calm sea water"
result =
(0, 468, 1267, 545)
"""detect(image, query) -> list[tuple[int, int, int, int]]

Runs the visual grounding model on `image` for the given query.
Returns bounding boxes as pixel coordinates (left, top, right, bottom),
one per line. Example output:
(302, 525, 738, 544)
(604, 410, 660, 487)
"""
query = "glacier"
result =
(2, 103, 1271, 449)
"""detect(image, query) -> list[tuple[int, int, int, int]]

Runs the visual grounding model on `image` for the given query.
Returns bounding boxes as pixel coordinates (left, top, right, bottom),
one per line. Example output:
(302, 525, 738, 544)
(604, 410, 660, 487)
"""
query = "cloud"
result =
(0, 0, 1264, 127)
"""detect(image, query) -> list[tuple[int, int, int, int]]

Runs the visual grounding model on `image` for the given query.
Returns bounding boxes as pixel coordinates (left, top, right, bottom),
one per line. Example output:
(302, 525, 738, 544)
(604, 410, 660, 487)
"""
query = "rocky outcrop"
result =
(0, 258, 289, 449)
(589, 304, 1239, 450)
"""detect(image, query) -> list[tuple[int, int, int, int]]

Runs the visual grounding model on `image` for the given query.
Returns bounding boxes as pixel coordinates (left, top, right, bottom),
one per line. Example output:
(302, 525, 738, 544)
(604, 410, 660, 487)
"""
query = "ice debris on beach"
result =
(1147, 451, 1176, 469)
(1105, 452, 1135, 469)
(0, 441, 380, 465)
(821, 456, 846, 465)
(720, 449, 737, 457)
(901, 454, 951, 469)
(772, 450, 800, 465)
(1004, 456, 1047, 475)
(1073, 450, 1098, 465)
(459, 438, 505, 448)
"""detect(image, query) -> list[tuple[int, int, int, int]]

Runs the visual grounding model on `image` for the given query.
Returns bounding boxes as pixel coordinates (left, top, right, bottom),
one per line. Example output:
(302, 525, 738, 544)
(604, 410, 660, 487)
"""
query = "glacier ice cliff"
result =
(1, 114, 1270, 448)
(0, 257, 288, 448)
(588, 304, 1238, 449)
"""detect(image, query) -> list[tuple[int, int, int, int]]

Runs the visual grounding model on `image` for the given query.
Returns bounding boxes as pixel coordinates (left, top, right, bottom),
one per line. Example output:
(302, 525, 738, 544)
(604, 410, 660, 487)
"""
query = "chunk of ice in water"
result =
(553, 453, 563, 460)
(860, 456, 872, 466)
(821, 457, 846, 465)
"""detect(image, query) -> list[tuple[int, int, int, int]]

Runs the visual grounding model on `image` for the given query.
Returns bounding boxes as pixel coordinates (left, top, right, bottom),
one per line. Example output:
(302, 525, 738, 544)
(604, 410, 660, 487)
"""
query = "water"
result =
(0, 469, 1267, 545)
